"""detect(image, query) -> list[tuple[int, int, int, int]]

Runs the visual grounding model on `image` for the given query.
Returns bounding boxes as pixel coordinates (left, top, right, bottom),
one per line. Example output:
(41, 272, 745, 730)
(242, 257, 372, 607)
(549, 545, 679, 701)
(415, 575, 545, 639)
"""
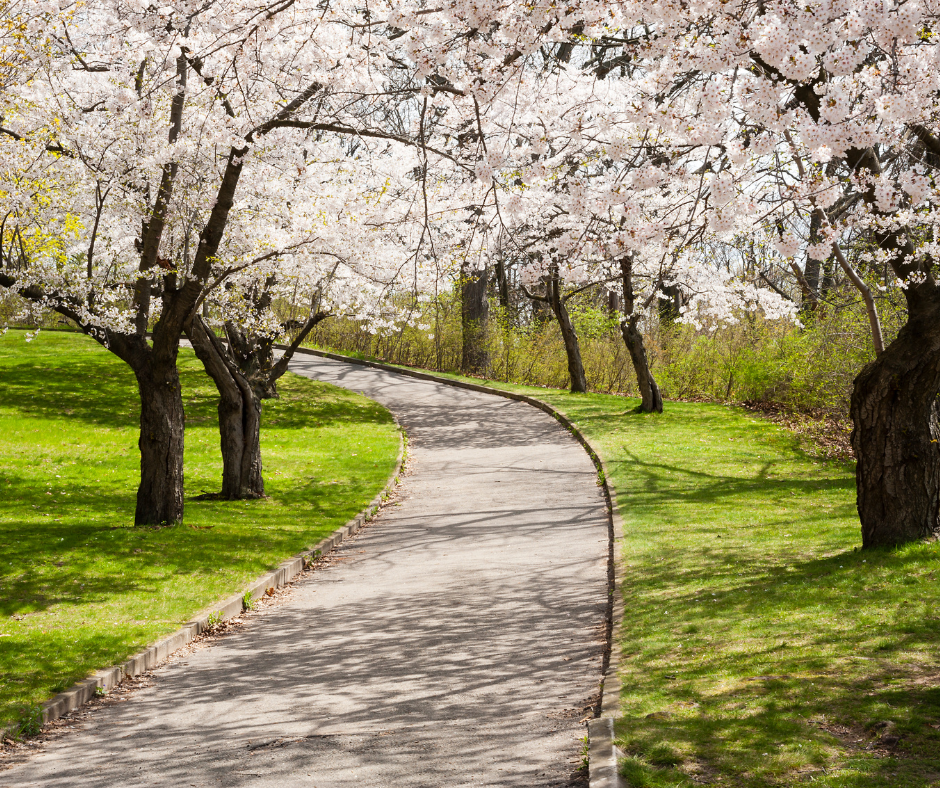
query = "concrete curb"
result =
(21, 422, 406, 734)
(291, 347, 625, 787)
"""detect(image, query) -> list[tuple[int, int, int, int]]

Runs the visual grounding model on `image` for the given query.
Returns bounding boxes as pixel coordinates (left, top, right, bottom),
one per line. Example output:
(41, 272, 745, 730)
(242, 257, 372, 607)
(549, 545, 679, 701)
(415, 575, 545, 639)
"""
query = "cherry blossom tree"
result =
(4, 0, 936, 549)
(185, 143, 452, 499)
(579, 0, 940, 546)
(0, 1, 461, 524)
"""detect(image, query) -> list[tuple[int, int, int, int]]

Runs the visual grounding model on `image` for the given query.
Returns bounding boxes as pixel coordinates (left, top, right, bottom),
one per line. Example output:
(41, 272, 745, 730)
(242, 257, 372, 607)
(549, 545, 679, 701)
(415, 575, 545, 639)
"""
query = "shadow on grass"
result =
(0, 358, 140, 429)
(615, 527, 940, 786)
(609, 448, 855, 518)
(0, 333, 401, 729)
(619, 674, 940, 788)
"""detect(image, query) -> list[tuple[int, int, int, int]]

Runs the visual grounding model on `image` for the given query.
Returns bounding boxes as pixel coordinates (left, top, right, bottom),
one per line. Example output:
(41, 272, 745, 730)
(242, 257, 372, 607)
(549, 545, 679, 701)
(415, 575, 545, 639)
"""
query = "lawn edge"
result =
(291, 346, 626, 788)
(5, 415, 405, 739)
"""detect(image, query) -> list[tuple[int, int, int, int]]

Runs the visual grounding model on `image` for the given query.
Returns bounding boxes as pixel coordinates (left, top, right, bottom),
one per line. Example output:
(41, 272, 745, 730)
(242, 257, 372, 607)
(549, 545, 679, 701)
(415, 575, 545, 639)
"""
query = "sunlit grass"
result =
(0, 331, 400, 732)
(345, 357, 940, 788)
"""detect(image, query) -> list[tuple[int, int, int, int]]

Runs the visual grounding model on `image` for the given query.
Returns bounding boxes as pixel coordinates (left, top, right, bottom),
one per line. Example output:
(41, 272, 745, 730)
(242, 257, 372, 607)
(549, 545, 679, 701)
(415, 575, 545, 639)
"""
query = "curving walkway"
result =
(2, 355, 609, 788)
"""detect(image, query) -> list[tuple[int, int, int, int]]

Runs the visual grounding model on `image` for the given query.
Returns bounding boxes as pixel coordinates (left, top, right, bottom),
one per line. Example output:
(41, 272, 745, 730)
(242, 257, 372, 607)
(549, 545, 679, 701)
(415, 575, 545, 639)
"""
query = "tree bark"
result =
(185, 316, 264, 499)
(619, 257, 663, 413)
(548, 271, 588, 393)
(621, 316, 662, 412)
(461, 263, 489, 373)
(607, 289, 621, 315)
(494, 257, 510, 311)
(98, 328, 186, 526)
(850, 290, 940, 548)
(803, 211, 823, 308)
(658, 283, 683, 324)
(185, 309, 327, 499)
(131, 346, 186, 524)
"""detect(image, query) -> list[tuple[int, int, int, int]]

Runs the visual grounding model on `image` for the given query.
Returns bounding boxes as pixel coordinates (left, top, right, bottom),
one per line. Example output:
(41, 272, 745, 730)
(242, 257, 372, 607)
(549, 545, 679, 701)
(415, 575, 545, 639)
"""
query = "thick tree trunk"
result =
(461, 263, 489, 373)
(186, 316, 264, 499)
(548, 273, 588, 393)
(132, 350, 186, 525)
(621, 317, 663, 413)
(850, 292, 940, 548)
(235, 377, 264, 498)
(619, 256, 663, 413)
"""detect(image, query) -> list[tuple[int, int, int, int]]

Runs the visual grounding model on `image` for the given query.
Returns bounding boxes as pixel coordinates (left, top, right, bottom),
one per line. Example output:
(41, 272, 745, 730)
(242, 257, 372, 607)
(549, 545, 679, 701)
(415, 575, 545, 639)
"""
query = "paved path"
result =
(2, 356, 609, 787)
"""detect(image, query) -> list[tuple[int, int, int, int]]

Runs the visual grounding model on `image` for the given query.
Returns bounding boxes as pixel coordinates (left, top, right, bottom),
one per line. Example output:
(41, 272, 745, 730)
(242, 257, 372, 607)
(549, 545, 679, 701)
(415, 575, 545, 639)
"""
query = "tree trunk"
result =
(132, 348, 186, 525)
(621, 317, 663, 413)
(494, 257, 510, 311)
(803, 212, 823, 308)
(658, 283, 683, 324)
(185, 316, 264, 499)
(607, 290, 621, 315)
(461, 263, 489, 373)
(619, 257, 663, 413)
(548, 272, 588, 393)
(850, 292, 940, 548)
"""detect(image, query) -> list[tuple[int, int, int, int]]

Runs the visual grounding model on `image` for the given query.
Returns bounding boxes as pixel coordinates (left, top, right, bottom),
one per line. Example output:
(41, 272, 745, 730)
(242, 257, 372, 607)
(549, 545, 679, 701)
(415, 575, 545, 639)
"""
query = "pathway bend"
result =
(2, 355, 609, 788)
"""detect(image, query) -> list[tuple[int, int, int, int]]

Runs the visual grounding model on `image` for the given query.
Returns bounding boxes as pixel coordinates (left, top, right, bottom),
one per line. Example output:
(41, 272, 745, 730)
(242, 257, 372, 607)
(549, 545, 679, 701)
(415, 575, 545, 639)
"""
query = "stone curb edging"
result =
(17, 422, 406, 736)
(291, 347, 626, 788)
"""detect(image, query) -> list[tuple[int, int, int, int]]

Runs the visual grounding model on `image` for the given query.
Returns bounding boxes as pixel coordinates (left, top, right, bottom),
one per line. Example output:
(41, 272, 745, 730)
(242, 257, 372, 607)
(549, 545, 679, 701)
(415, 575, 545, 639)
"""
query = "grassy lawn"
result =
(0, 332, 400, 734)
(325, 353, 940, 788)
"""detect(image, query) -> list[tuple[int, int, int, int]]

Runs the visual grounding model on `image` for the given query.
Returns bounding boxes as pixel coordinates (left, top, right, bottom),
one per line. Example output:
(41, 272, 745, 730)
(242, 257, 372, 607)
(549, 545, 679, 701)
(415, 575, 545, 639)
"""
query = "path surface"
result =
(2, 355, 609, 788)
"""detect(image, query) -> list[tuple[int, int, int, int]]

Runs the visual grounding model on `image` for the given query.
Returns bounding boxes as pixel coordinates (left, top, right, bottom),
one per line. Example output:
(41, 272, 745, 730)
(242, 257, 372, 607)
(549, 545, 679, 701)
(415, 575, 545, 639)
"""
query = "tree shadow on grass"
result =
(0, 359, 140, 429)
(608, 448, 855, 514)
(613, 504, 940, 786)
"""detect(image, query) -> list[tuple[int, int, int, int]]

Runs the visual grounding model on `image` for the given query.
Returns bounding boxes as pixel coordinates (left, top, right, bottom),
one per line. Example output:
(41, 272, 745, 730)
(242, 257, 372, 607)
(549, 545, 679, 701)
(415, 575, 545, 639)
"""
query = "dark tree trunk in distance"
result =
(850, 289, 940, 548)
(607, 289, 620, 314)
(803, 212, 823, 309)
(548, 270, 588, 393)
(494, 257, 510, 311)
(658, 283, 683, 324)
(461, 263, 489, 374)
(619, 257, 663, 413)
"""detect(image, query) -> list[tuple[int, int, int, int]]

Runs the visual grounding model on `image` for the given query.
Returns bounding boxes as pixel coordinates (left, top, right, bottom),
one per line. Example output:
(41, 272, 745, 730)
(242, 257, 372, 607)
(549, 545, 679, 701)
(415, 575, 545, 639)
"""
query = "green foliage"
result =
(652, 301, 907, 416)
(242, 592, 255, 611)
(309, 291, 636, 394)
(12, 704, 43, 739)
(0, 331, 400, 732)
(310, 288, 904, 423)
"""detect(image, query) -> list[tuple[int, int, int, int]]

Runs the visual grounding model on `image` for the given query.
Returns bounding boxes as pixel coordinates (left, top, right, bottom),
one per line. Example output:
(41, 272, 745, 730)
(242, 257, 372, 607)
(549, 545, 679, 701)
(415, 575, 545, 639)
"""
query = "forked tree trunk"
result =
(619, 257, 663, 413)
(186, 310, 327, 499)
(850, 292, 940, 548)
(548, 273, 588, 393)
(186, 316, 264, 499)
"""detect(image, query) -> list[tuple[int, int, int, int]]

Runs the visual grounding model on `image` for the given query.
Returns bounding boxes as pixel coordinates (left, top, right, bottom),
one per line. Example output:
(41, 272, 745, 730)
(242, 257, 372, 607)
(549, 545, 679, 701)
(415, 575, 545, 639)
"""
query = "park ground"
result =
(3, 333, 940, 787)
(352, 358, 940, 788)
(0, 331, 400, 735)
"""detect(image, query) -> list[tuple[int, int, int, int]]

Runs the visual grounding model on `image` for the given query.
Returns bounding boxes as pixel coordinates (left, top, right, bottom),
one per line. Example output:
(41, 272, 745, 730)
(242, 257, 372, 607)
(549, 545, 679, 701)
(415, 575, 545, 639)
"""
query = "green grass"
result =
(331, 355, 940, 788)
(0, 331, 400, 733)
